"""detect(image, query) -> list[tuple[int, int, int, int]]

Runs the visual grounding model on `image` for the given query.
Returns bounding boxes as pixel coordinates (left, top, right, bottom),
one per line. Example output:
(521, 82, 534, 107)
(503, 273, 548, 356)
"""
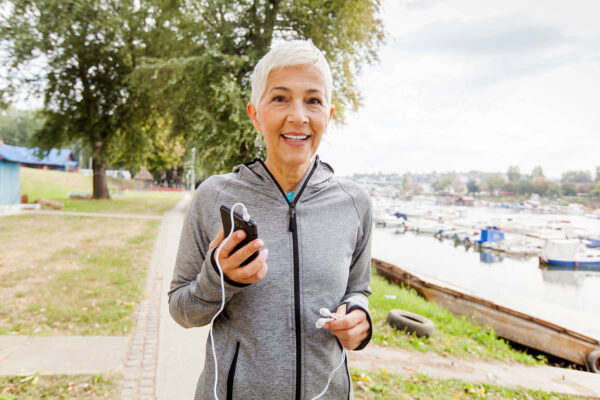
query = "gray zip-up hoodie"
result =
(169, 157, 373, 400)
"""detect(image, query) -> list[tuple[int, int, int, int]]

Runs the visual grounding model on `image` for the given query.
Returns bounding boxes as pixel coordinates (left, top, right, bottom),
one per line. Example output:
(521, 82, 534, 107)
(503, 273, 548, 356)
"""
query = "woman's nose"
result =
(286, 100, 309, 124)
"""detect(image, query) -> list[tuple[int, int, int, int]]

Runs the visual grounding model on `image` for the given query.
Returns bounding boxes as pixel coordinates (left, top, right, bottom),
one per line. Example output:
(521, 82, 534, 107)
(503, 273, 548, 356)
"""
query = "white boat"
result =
(539, 239, 600, 271)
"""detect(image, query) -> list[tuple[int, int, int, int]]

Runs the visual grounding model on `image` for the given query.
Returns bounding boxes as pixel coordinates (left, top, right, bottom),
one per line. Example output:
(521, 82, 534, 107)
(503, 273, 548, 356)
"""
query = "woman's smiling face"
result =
(248, 64, 334, 172)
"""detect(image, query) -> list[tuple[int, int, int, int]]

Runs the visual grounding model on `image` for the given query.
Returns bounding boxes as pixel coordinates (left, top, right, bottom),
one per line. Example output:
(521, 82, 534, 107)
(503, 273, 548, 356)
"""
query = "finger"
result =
(209, 227, 225, 250)
(219, 230, 246, 258)
(331, 321, 369, 349)
(327, 309, 366, 331)
(227, 249, 268, 283)
(229, 238, 264, 266)
(239, 262, 268, 284)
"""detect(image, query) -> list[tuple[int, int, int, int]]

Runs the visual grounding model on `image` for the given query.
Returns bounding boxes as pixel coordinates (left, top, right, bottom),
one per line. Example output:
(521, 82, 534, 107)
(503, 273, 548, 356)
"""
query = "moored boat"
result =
(539, 239, 600, 271)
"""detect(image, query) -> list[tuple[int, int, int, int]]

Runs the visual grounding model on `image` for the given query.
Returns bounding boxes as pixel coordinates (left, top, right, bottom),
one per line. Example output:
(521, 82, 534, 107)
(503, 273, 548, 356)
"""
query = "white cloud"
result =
(320, 0, 600, 179)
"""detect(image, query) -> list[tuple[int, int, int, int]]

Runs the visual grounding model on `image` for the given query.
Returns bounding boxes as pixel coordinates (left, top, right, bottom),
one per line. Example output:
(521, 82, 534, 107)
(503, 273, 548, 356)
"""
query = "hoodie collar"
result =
(233, 155, 334, 196)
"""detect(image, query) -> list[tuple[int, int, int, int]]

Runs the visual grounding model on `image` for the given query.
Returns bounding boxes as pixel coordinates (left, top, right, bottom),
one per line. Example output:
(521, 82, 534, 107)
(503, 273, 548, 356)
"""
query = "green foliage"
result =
(507, 165, 520, 182)
(128, 0, 385, 175)
(531, 166, 545, 178)
(561, 182, 577, 196)
(0, 108, 44, 146)
(467, 179, 480, 194)
(561, 170, 593, 183)
(431, 173, 463, 194)
(483, 173, 506, 195)
(0, 0, 181, 197)
(2, 0, 384, 180)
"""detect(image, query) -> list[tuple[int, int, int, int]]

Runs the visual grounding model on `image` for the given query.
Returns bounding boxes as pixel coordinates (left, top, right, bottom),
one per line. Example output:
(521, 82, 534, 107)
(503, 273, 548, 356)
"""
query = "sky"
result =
(318, 0, 600, 179)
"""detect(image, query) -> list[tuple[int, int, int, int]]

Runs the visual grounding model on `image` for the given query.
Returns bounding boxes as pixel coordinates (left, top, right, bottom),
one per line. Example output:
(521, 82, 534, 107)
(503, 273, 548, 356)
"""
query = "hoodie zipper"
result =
(258, 158, 319, 400)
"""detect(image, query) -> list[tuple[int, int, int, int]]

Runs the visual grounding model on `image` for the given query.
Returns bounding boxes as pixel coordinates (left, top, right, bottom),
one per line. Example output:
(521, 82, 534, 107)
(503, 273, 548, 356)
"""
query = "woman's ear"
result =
(247, 103, 261, 131)
(329, 104, 335, 120)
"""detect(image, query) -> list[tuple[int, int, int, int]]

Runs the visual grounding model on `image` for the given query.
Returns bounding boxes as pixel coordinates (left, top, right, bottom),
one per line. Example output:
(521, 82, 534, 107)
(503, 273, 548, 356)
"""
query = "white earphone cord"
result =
(210, 202, 246, 400)
(209, 203, 346, 400)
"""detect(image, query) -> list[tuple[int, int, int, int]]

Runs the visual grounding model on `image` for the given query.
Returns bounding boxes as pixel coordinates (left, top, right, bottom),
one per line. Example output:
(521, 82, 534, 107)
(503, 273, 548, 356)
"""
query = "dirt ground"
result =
(349, 345, 600, 399)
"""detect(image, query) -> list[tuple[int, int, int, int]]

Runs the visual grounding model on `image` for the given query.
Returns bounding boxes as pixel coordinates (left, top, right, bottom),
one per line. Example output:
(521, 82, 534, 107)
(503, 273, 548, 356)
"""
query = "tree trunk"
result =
(92, 156, 111, 199)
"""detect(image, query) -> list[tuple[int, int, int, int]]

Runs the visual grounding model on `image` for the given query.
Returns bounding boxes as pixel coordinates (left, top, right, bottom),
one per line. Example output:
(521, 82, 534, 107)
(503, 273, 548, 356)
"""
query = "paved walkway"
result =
(22, 209, 162, 220)
(1, 194, 600, 399)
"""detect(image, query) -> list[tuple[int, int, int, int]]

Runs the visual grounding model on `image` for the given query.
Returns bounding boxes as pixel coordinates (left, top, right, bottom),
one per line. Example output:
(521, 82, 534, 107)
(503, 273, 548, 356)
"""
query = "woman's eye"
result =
(308, 97, 322, 105)
(272, 95, 285, 103)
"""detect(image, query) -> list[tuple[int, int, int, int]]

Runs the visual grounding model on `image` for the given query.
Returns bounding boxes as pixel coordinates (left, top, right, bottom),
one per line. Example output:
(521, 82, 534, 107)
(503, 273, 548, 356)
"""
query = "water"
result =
(371, 209, 600, 340)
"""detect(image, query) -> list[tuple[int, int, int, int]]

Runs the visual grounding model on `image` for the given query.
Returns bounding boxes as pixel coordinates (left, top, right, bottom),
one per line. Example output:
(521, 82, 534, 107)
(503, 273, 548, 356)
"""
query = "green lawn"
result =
(0, 214, 160, 335)
(0, 373, 117, 400)
(351, 369, 584, 400)
(20, 167, 183, 215)
(370, 268, 542, 365)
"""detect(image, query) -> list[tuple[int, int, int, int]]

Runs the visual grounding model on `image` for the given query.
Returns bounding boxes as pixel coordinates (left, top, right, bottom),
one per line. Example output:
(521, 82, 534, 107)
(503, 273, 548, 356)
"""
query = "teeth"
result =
(282, 135, 309, 141)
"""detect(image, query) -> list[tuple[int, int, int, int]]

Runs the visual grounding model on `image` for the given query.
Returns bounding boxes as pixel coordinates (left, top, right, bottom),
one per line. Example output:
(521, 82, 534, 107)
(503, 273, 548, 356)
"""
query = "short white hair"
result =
(250, 40, 333, 107)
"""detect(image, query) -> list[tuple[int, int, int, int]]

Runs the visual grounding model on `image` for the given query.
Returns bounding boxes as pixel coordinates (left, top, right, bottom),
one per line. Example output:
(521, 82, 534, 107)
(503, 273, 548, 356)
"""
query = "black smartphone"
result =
(219, 205, 259, 266)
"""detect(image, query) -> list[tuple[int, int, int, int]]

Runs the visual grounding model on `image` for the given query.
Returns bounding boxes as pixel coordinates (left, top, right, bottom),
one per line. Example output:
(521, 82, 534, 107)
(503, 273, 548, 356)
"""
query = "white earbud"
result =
(320, 308, 333, 317)
(315, 308, 338, 329)
(315, 318, 330, 329)
(312, 306, 346, 400)
(242, 209, 250, 222)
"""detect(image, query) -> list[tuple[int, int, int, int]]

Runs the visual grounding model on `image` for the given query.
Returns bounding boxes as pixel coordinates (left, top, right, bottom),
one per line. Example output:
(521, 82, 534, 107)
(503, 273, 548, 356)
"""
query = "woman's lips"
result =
(281, 134, 310, 146)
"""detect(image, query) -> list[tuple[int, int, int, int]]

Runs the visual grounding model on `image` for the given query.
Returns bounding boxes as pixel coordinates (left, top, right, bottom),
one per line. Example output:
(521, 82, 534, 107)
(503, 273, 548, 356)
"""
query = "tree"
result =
(467, 180, 480, 194)
(547, 182, 561, 198)
(502, 181, 515, 194)
(507, 166, 520, 182)
(561, 170, 593, 183)
(595, 165, 600, 182)
(1, 0, 158, 199)
(431, 177, 451, 194)
(561, 182, 577, 196)
(128, 0, 385, 175)
(0, 108, 44, 146)
(483, 173, 506, 195)
(531, 166, 544, 178)
(515, 180, 534, 196)
(591, 181, 600, 198)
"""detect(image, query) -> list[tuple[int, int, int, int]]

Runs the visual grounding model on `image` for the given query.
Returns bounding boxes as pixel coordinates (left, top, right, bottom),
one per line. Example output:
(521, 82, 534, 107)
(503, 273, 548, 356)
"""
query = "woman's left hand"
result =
(323, 305, 370, 350)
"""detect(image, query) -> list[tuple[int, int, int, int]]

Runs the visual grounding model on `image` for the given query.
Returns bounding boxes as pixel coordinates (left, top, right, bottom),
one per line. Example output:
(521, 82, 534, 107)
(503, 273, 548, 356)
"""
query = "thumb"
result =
(209, 227, 225, 250)
(334, 304, 347, 319)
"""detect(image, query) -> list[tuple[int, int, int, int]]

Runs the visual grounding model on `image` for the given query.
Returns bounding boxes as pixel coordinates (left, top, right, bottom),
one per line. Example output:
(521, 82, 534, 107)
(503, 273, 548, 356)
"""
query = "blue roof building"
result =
(0, 143, 78, 171)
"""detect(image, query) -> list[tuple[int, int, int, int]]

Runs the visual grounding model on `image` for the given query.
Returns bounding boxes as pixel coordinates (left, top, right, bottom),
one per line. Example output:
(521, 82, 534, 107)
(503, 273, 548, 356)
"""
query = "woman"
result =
(169, 40, 373, 400)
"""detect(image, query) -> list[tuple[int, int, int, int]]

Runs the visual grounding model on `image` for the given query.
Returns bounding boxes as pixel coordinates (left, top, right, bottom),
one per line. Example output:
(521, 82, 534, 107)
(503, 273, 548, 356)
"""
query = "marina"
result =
(371, 200, 600, 346)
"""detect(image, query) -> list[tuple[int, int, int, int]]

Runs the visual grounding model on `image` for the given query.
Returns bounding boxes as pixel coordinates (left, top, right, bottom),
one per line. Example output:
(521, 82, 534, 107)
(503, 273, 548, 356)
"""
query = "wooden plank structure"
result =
(373, 258, 600, 372)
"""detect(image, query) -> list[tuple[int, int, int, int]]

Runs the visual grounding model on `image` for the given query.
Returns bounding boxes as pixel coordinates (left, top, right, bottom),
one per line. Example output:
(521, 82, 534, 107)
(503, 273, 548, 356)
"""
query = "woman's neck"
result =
(265, 159, 311, 193)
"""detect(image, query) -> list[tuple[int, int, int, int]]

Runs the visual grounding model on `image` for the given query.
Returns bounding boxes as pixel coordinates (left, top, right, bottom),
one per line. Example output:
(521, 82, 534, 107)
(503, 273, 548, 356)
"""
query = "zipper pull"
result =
(288, 206, 296, 232)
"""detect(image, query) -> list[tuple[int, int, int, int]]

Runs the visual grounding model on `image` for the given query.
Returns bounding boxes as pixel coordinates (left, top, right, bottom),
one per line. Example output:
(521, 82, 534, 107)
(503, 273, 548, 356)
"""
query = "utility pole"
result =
(191, 147, 196, 190)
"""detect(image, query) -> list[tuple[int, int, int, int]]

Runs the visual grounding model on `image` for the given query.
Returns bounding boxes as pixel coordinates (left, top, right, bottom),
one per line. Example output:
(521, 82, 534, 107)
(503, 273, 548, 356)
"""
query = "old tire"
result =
(586, 349, 600, 373)
(387, 309, 435, 338)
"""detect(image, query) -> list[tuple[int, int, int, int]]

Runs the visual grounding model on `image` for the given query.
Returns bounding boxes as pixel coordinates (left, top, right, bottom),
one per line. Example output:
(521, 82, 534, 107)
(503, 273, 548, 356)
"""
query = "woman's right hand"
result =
(209, 227, 269, 284)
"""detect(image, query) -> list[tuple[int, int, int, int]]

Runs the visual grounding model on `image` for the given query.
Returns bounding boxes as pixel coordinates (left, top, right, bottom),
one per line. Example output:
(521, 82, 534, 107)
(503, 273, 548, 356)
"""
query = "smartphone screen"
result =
(219, 205, 259, 266)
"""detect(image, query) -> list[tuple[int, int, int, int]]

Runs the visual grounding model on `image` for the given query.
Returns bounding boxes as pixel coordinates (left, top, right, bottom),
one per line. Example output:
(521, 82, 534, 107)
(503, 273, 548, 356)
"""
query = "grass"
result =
(20, 167, 183, 215)
(0, 215, 160, 335)
(370, 268, 542, 365)
(351, 369, 585, 400)
(0, 373, 117, 399)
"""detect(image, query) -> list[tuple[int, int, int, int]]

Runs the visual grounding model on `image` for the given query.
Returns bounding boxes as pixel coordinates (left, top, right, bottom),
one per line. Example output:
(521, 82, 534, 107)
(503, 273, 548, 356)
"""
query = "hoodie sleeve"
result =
(168, 179, 248, 328)
(339, 184, 373, 350)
